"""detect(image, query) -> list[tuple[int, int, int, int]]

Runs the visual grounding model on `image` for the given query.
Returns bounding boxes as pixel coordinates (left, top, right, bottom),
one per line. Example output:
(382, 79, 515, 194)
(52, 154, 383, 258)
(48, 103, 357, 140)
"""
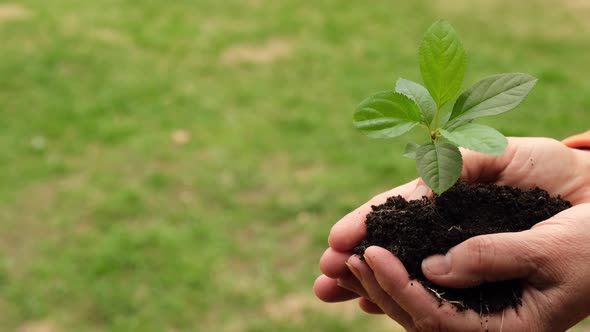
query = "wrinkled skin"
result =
(314, 137, 590, 332)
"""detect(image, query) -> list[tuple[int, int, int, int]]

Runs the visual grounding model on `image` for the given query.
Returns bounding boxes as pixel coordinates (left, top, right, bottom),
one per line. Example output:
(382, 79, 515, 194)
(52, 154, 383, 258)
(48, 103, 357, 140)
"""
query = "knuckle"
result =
(463, 236, 495, 274)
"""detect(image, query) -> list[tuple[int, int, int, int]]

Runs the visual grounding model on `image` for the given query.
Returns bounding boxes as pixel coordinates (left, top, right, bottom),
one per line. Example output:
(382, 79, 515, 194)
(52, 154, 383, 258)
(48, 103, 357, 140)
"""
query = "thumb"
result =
(421, 231, 539, 288)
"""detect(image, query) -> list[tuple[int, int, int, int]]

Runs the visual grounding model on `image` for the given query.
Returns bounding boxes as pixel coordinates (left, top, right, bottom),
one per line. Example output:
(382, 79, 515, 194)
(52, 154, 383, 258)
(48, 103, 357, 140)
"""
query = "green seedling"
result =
(353, 20, 537, 194)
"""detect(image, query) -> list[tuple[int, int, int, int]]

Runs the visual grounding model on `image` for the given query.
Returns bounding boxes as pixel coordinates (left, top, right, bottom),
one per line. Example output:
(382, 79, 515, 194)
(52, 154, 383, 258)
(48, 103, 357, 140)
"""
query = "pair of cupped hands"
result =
(314, 137, 590, 332)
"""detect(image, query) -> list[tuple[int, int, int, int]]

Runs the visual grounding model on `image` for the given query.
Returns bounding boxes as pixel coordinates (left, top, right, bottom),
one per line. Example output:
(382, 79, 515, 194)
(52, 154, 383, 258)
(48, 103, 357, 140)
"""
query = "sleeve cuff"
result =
(563, 130, 590, 149)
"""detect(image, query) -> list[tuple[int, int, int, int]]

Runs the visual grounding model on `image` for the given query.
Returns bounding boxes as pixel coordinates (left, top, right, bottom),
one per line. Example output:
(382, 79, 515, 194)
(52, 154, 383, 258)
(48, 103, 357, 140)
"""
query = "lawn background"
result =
(0, 0, 589, 331)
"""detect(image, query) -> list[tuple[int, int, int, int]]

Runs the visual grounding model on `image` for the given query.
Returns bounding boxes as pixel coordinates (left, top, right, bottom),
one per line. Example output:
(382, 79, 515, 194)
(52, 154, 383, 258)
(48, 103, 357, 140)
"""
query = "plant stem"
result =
(433, 106, 440, 132)
(430, 106, 441, 142)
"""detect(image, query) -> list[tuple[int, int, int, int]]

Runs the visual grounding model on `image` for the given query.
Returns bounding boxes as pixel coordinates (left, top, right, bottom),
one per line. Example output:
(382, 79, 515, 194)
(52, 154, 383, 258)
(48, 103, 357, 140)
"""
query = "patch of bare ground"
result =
(236, 187, 269, 205)
(435, 0, 589, 38)
(90, 28, 132, 46)
(265, 292, 356, 323)
(566, 0, 590, 10)
(0, 4, 32, 23)
(261, 152, 324, 183)
(17, 320, 59, 332)
(0, 170, 99, 273)
(564, 0, 590, 29)
(237, 152, 324, 205)
(433, 0, 498, 14)
(220, 38, 293, 65)
(0, 181, 58, 274)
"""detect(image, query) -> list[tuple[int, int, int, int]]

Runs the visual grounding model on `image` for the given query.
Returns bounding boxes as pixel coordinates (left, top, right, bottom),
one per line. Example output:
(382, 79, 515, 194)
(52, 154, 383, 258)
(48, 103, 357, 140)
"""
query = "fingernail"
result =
(345, 262, 362, 281)
(363, 253, 373, 267)
(422, 254, 452, 275)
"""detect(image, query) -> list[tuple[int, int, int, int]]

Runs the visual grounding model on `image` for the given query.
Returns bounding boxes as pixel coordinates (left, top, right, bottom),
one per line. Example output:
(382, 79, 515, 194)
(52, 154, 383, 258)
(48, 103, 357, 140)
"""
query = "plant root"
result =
(426, 286, 466, 310)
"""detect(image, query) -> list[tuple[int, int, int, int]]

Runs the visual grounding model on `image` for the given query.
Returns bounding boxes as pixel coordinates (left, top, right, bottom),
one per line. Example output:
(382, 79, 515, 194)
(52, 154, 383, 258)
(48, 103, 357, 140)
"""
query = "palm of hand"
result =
(315, 137, 590, 332)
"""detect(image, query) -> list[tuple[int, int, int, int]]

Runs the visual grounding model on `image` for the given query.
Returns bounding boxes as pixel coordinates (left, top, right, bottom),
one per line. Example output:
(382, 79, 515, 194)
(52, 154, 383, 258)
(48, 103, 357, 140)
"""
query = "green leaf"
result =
(419, 20, 466, 108)
(443, 117, 471, 131)
(436, 106, 453, 129)
(395, 78, 437, 127)
(403, 142, 420, 159)
(440, 123, 508, 155)
(450, 73, 538, 121)
(353, 91, 421, 138)
(416, 142, 463, 194)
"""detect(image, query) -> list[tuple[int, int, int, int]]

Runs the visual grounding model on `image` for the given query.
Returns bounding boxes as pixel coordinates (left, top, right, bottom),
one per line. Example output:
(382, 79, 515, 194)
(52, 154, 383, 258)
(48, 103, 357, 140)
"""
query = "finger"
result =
(329, 179, 420, 252)
(335, 275, 386, 316)
(420, 195, 590, 290)
(460, 145, 512, 184)
(347, 255, 414, 329)
(320, 180, 430, 280)
(337, 272, 369, 298)
(364, 246, 482, 331)
(362, 247, 441, 321)
(320, 248, 352, 278)
(459, 136, 550, 184)
(562, 129, 590, 149)
(314, 275, 359, 302)
(407, 179, 432, 201)
(421, 232, 540, 288)
(358, 297, 384, 315)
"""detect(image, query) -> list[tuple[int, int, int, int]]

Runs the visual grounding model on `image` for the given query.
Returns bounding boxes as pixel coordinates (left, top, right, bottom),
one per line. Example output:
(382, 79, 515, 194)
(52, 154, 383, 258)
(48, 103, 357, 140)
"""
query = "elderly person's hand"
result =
(314, 137, 590, 331)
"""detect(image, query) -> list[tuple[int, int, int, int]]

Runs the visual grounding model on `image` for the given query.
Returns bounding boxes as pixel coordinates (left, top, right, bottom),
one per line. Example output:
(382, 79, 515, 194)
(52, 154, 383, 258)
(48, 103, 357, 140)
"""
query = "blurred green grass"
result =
(0, 0, 589, 331)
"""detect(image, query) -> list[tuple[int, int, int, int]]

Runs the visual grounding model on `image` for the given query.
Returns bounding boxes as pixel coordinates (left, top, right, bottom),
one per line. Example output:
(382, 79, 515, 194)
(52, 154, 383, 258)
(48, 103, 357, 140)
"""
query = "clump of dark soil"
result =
(353, 181, 571, 313)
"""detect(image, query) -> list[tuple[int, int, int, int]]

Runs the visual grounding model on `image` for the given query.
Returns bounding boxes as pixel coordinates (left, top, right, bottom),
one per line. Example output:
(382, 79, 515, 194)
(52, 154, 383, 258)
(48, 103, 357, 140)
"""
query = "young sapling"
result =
(353, 20, 537, 194)
(349, 20, 572, 313)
